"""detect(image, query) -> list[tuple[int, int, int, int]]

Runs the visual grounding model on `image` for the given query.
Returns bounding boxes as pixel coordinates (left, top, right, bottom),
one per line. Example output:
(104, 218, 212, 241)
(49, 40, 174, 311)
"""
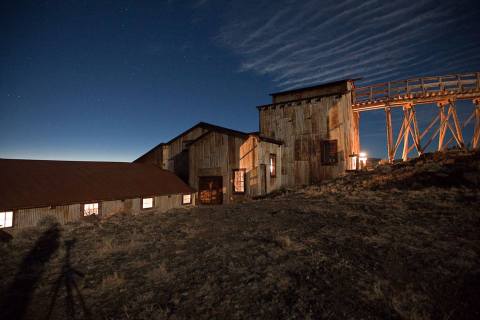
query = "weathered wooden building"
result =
(136, 79, 358, 203)
(135, 123, 283, 204)
(0, 159, 195, 229)
(258, 80, 359, 186)
(0, 80, 359, 227)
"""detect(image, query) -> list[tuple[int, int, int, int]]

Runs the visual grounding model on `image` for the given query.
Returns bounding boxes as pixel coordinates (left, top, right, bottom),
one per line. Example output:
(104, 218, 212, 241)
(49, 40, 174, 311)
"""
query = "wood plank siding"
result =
(239, 136, 282, 196)
(188, 132, 246, 204)
(9, 194, 195, 229)
(259, 81, 357, 186)
(136, 126, 209, 170)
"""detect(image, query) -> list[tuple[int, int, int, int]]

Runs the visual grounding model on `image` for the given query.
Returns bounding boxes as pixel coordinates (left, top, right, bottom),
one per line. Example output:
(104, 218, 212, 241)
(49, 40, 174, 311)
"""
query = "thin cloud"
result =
(217, 0, 480, 88)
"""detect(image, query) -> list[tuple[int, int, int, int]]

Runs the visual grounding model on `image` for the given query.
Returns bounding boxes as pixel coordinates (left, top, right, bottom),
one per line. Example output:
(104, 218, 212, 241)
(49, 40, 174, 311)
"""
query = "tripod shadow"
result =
(0, 223, 61, 319)
(45, 239, 91, 320)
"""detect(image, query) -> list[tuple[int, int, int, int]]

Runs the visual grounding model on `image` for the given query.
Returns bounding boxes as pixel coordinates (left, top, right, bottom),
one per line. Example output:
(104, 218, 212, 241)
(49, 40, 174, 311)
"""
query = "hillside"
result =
(1, 150, 479, 320)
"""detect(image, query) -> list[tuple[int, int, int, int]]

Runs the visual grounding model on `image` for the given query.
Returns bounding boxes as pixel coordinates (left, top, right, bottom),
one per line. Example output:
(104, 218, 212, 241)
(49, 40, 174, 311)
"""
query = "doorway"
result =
(198, 176, 223, 205)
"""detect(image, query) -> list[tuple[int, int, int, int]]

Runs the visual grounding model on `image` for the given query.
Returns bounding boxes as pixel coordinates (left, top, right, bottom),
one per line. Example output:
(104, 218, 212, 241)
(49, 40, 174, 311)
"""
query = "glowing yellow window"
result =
(182, 194, 192, 205)
(0, 211, 13, 228)
(142, 197, 154, 209)
(83, 203, 99, 216)
(233, 169, 245, 193)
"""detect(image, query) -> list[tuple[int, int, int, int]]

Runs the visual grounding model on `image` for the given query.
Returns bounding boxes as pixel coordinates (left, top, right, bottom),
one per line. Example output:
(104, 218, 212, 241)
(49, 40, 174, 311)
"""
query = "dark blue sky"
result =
(1, 0, 479, 161)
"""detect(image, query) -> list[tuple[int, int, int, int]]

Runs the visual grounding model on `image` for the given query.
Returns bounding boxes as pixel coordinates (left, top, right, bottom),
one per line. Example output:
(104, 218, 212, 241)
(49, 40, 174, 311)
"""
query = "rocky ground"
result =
(0, 150, 479, 320)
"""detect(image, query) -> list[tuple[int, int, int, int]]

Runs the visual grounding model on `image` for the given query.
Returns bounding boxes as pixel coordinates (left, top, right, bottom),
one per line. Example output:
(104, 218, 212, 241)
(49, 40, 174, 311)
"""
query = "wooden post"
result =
(352, 111, 360, 155)
(402, 105, 411, 161)
(385, 107, 394, 162)
(438, 102, 447, 151)
(474, 99, 480, 149)
(449, 100, 465, 149)
(410, 106, 422, 155)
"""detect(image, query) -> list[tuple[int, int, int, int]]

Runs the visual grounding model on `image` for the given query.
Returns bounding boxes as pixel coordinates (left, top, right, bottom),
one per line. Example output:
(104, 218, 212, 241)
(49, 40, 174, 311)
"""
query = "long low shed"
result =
(0, 159, 196, 229)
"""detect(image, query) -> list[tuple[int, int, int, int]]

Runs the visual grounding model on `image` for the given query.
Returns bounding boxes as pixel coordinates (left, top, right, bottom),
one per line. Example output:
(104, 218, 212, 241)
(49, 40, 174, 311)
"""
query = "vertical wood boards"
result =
(10, 194, 195, 229)
(259, 91, 355, 186)
(188, 132, 245, 204)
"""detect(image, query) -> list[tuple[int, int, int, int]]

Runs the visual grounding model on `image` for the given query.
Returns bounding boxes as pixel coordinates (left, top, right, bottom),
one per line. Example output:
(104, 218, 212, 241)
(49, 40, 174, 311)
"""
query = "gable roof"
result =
(166, 122, 248, 144)
(184, 126, 253, 147)
(0, 159, 194, 211)
(134, 122, 249, 162)
(268, 79, 359, 97)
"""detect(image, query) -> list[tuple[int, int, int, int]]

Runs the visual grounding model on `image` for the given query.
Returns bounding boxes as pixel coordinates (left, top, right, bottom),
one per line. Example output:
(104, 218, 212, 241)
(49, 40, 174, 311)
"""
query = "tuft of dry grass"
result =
(101, 272, 125, 290)
(274, 233, 305, 251)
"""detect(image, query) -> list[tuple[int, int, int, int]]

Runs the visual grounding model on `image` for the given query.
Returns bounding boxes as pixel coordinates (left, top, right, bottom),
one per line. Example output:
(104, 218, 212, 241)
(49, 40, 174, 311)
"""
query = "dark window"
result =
(269, 154, 276, 177)
(321, 140, 338, 165)
(233, 169, 246, 193)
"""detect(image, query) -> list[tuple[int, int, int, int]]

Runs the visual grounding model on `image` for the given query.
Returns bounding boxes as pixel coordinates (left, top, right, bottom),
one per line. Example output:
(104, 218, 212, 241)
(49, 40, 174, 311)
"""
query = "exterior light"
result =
(359, 152, 368, 168)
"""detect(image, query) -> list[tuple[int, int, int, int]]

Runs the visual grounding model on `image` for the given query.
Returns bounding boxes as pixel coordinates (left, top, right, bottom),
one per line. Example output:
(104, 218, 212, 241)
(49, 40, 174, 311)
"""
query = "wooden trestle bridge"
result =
(352, 72, 480, 162)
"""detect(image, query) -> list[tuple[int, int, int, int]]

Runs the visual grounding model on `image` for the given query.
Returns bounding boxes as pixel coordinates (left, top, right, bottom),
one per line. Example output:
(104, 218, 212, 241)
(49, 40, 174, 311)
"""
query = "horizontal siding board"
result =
(10, 193, 195, 229)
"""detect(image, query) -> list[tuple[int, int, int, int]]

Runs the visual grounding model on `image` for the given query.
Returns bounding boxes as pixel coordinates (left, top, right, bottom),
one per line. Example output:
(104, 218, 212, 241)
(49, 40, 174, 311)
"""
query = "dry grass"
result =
(1, 153, 479, 319)
(101, 272, 125, 290)
(146, 263, 172, 283)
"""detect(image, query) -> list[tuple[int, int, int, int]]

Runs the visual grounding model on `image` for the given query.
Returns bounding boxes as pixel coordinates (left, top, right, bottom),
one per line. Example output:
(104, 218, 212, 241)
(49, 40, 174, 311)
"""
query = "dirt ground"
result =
(1, 151, 479, 320)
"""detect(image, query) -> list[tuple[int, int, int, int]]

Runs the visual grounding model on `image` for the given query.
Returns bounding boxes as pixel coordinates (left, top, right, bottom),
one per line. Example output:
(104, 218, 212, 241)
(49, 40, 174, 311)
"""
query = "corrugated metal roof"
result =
(0, 159, 195, 211)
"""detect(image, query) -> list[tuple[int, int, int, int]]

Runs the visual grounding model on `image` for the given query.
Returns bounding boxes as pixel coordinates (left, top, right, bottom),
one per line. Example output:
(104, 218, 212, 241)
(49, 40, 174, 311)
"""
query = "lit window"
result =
(83, 203, 99, 216)
(269, 154, 276, 177)
(0, 211, 13, 228)
(142, 197, 154, 209)
(182, 194, 192, 205)
(321, 140, 338, 165)
(233, 169, 245, 193)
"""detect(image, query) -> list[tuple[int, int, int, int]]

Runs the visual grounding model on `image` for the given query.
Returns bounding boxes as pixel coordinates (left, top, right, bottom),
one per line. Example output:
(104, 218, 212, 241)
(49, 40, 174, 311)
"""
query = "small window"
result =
(142, 197, 154, 209)
(83, 203, 99, 216)
(269, 154, 276, 177)
(0, 211, 13, 228)
(321, 140, 338, 165)
(233, 169, 245, 193)
(182, 194, 192, 205)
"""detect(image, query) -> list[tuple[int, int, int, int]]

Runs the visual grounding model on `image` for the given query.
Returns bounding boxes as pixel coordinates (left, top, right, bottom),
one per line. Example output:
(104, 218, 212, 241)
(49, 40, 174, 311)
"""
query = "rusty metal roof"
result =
(0, 159, 195, 211)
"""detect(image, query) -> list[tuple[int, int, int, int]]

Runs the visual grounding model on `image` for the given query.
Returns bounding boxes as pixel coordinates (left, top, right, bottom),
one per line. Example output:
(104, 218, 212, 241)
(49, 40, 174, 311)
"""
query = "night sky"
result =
(1, 0, 480, 161)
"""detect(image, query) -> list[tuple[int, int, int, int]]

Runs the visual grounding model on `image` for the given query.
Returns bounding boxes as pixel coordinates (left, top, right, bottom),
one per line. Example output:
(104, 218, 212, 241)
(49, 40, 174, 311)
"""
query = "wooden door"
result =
(198, 176, 223, 205)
